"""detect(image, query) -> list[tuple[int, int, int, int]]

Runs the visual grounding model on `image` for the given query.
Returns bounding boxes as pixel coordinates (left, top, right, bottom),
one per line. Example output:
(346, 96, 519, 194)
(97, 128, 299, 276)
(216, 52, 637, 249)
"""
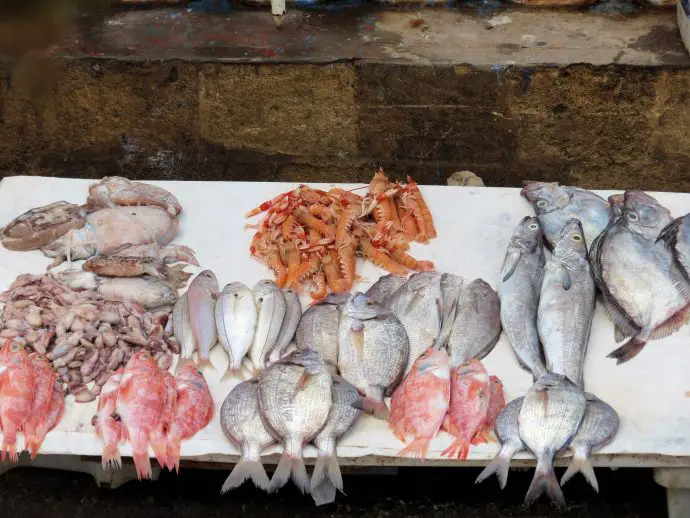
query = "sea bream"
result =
(268, 288, 302, 365)
(296, 294, 345, 375)
(436, 273, 464, 349)
(250, 280, 287, 371)
(215, 282, 257, 377)
(187, 270, 219, 370)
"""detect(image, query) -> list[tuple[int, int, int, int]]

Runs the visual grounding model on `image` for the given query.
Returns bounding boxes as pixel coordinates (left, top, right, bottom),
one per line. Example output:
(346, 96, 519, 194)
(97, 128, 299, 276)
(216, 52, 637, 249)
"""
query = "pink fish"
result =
(472, 375, 505, 446)
(151, 371, 177, 469)
(0, 340, 35, 461)
(25, 353, 56, 459)
(389, 347, 450, 460)
(117, 352, 166, 479)
(441, 359, 490, 459)
(31, 382, 64, 458)
(93, 368, 125, 469)
(166, 364, 213, 473)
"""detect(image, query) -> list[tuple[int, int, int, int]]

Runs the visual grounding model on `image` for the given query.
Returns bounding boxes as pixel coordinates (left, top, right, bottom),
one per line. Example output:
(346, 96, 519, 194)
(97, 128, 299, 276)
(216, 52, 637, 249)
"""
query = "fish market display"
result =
(269, 288, 302, 364)
(295, 294, 344, 374)
(560, 393, 619, 492)
(538, 219, 595, 388)
(364, 273, 408, 305)
(0, 201, 85, 251)
(311, 376, 362, 506)
(590, 190, 690, 363)
(338, 293, 409, 420)
(245, 170, 436, 298)
(658, 212, 690, 284)
(522, 181, 610, 249)
(215, 283, 258, 377)
(257, 348, 332, 493)
(93, 368, 124, 468)
(220, 379, 276, 492)
(436, 273, 464, 349)
(187, 270, 219, 369)
(0, 340, 36, 460)
(474, 375, 506, 445)
(499, 217, 547, 379)
(82, 244, 198, 281)
(519, 373, 587, 508)
(250, 280, 287, 371)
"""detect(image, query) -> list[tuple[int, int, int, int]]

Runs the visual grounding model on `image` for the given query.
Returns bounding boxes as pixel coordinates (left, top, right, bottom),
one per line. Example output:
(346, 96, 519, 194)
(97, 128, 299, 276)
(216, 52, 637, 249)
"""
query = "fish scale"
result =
(295, 299, 342, 375)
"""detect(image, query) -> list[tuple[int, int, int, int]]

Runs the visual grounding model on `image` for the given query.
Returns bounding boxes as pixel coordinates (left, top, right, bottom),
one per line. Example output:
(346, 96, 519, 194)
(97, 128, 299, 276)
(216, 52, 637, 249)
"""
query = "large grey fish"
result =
(521, 181, 610, 250)
(365, 274, 408, 306)
(258, 348, 332, 494)
(590, 190, 690, 364)
(435, 273, 465, 349)
(311, 376, 362, 506)
(538, 219, 595, 388)
(219, 378, 275, 492)
(518, 373, 587, 509)
(561, 393, 619, 492)
(447, 278, 501, 367)
(498, 217, 547, 379)
(249, 280, 287, 371)
(268, 288, 302, 365)
(657, 212, 690, 283)
(187, 270, 219, 369)
(387, 272, 442, 373)
(475, 396, 524, 489)
(338, 292, 409, 420)
(215, 282, 257, 377)
(296, 296, 343, 375)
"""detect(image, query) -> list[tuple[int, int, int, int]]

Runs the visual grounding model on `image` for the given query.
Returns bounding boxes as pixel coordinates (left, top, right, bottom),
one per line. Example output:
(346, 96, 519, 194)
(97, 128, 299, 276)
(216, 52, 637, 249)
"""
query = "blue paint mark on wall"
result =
(491, 64, 506, 85)
(521, 68, 533, 95)
(188, 0, 232, 13)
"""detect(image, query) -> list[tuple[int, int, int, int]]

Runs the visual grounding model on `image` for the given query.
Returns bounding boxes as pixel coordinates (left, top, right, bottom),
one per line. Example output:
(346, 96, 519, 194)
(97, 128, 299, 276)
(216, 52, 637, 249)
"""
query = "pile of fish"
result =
(0, 273, 180, 402)
(0, 340, 65, 462)
(93, 351, 213, 479)
(245, 170, 437, 299)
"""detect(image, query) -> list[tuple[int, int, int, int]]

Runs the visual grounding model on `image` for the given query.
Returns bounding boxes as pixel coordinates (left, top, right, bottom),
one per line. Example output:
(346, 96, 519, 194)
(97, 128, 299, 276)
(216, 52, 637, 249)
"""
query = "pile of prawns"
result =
(246, 170, 437, 300)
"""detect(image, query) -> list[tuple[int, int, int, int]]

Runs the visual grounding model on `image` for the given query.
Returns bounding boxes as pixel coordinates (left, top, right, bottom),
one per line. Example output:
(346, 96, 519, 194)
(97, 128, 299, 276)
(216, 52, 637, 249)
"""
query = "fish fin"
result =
(310, 453, 344, 504)
(607, 335, 647, 364)
(150, 429, 168, 470)
(221, 456, 271, 493)
(556, 265, 571, 291)
(269, 450, 310, 494)
(656, 218, 681, 247)
(398, 437, 432, 461)
(650, 304, 690, 340)
(101, 444, 122, 470)
(441, 438, 470, 460)
(350, 324, 365, 356)
(175, 357, 195, 374)
(293, 370, 314, 398)
(133, 451, 153, 480)
(26, 438, 40, 460)
(501, 250, 522, 282)
(221, 364, 241, 382)
(311, 478, 337, 506)
(525, 456, 566, 509)
(353, 396, 389, 420)
(195, 357, 215, 372)
(561, 454, 598, 492)
(165, 437, 180, 473)
(613, 324, 628, 343)
(475, 448, 511, 489)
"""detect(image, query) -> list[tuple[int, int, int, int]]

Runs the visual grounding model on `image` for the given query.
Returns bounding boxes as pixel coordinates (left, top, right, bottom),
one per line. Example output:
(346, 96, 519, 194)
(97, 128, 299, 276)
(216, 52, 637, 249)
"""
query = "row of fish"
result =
(93, 352, 213, 478)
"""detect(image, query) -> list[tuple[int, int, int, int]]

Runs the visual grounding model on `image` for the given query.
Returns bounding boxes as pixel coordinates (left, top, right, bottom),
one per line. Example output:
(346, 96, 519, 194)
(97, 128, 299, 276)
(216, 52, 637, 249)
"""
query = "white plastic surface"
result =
(0, 175, 689, 467)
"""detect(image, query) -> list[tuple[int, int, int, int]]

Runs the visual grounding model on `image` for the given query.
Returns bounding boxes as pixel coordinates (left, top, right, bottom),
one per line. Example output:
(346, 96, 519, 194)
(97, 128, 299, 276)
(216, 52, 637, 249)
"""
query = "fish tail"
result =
(220, 364, 242, 382)
(175, 357, 195, 374)
(150, 429, 168, 470)
(352, 396, 389, 421)
(607, 335, 647, 364)
(310, 452, 342, 506)
(269, 443, 309, 494)
(441, 438, 470, 460)
(25, 436, 40, 460)
(2, 429, 18, 463)
(561, 451, 598, 492)
(475, 448, 511, 489)
(525, 455, 565, 509)
(221, 454, 271, 493)
(195, 356, 215, 372)
(101, 443, 122, 471)
(398, 437, 432, 461)
(132, 438, 153, 480)
(165, 436, 181, 473)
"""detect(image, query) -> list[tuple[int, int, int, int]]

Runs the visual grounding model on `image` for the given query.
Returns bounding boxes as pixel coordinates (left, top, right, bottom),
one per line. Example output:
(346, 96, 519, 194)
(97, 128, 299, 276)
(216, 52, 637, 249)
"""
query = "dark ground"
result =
(0, 465, 666, 517)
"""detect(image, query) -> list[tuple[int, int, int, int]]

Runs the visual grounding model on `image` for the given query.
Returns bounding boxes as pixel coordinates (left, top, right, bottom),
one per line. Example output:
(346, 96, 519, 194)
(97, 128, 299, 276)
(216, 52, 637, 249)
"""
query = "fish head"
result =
(521, 182, 569, 215)
(415, 347, 450, 376)
(489, 375, 504, 390)
(533, 372, 572, 390)
(455, 358, 487, 378)
(126, 350, 157, 369)
(28, 352, 50, 367)
(344, 292, 392, 320)
(323, 292, 352, 306)
(622, 190, 673, 239)
(192, 270, 219, 292)
(176, 363, 206, 386)
(608, 194, 625, 220)
(406, 272, 441, 292)
(223, 282, 251, 298)
(252, 279, 281, 299)
(440, 273, 464, 291)
(280, 348, 329, 374)
(554, 218, 587, 255)
(511, 216, 543, 252)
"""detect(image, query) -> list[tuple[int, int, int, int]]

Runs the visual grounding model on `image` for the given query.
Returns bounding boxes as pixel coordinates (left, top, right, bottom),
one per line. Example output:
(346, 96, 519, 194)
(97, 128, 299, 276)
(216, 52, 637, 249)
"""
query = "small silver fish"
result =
(296, 297, 343, 375)
(521, 182, 610, 249)
(475, 396, 524, 489)
(268, 289, 302, 365)
(215, 283, 257, 377)
(365, 274, 408, 306)
(499, 217, 547, 379)
(338, 293, 409, 420)
(187, 270, 219, 369)
(258, 348, 332, 494)
(519, 373, 586, 509)
(561, 393, 619, 492)
(250, 280, 287, 372)
(219, 378, 275, 492)
(311, 376, 362, 506)
(447, 278, 501, 367)
(538, 219, 596, 388)
(436, 273, 465, 349)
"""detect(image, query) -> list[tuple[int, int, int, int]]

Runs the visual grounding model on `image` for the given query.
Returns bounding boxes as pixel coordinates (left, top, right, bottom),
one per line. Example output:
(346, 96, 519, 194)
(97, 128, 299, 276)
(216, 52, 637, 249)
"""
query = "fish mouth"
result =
(520, 180, 546, 200)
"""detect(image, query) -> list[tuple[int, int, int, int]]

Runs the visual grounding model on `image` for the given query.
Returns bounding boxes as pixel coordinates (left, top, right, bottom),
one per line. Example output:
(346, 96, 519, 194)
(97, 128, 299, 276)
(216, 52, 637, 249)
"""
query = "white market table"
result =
(0, 176, 689, 515)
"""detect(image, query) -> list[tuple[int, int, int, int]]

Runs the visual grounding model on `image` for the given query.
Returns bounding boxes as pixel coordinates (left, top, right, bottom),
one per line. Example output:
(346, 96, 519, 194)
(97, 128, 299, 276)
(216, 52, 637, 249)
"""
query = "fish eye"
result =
(140, 353, 149, 360)
(365, 300, 374, 307)
(571, 234, 582, 242)
(263, 280, 271, 285)
(10, 343, 19, 352)
(286, 289, 294, 294)
(627, 212, 639, 221)
(528, 223, 538, 230)
(536, 200, 548, 208)
(258, 297, 264, 303)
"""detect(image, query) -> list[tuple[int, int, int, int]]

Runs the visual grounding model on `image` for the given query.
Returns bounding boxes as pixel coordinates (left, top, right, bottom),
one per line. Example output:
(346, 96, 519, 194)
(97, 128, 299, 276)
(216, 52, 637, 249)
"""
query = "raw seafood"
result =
(440, 359, 489, 459)
(30, 381, 64, 459)
(82, 244, 197, 281)
(153, 371, 177, 469)
(447, 279, 501, 367)
(96, 276, 178, 309)
(1, 201, 85, 251)
(473, 375, 506, 445)
(250, 280, 287, 371)
(269, 288, 302, 365)
(215, 283, 257, 377)
(257, 348, 332, 493)
(187, 271, 219, 369)
(561, 393, 619, 492)
(220, 378, 276, 492)
(338, 293, 409, 420)
(295, 295, 343, 375)
(521, 182, 610, 249)
(24, 353, 57, 458)
(498, 217, 547, 378)
(538, 219, 595, 388)
(93, 368, 125, 469)
(311, 376, 362, 506)
(436, 273, 464, 349)
(86, 176, 182, 216)
(475, 396, 524, 488)
(519, 373, 586, 508)
(0, 340, 36, 461)
(364, 273, 408, 305)
(173, 293, 196, 369)
(390, 347, 450, 459)
(657, 212, 690, 284)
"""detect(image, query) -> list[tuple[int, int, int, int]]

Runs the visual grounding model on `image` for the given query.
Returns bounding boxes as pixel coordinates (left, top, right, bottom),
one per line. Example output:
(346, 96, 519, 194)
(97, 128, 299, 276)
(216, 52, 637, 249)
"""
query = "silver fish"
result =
(499, 217, 547, 379)
(258, 348, 332, 494)
(387, 272, 442, 373)
(561, 393, 619, 492)
(365, 274, 408, 306)
(436, 273, 465, 349)
(97, 276, 177, 309)
(657, 212, 690, 283)
(311, 376, 362, 506)
(447, 278, 501, 367)
(173, 293, 196, 369)
(215, 283, 257, 377)
(296, 297, 343, 375)
(187, 270, 219, 369)
(590, 190, 690, 364)
(268, 289, 302, 365)
(250, 280, 287, 372)
(538, 219, 595, 388)
(475, 396, 524, 489)
(521, 182, 610, 250)
(518, 373, 586, 509)
(219, 378, 275, 492)
(338, 292, 409, 420)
